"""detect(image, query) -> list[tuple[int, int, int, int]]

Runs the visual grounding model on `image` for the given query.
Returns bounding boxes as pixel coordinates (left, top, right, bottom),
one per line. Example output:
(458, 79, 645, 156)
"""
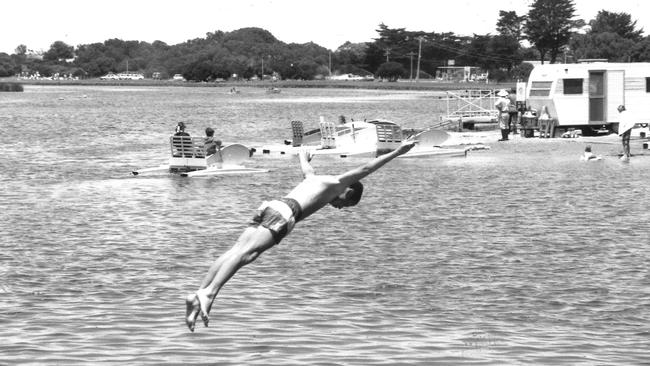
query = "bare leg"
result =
(185, 226, 276, 331)
(620, 132, 631, 160)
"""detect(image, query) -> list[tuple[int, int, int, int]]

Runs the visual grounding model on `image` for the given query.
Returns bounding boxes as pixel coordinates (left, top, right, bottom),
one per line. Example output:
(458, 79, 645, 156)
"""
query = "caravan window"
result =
(530, 81, 552, 96)
(563, 79, 583, 94)
(646, 77, 650, 92)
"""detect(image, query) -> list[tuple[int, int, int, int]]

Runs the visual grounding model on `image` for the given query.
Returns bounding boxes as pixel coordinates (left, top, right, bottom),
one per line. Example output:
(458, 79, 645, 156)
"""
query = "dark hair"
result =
(346, 181, 364, 206)
(585, 145, 592, 152)
(205, 127, 214, 137)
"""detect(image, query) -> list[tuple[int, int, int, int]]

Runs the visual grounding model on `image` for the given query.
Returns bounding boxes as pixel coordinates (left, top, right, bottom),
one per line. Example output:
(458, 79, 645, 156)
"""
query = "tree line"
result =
(1, 0, 648, 82)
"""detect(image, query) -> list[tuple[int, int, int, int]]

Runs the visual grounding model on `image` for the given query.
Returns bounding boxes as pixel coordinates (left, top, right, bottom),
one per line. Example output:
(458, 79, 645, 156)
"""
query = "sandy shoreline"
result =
(444, 128, 650, 155)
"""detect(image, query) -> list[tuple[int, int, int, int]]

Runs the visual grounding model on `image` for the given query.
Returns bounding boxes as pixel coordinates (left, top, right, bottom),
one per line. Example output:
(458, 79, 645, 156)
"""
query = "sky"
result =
(1, 0, 647, 54)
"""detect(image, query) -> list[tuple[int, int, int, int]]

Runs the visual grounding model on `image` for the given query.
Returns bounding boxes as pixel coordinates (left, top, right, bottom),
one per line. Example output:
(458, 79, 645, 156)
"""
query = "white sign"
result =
(516, 82, 526, 102)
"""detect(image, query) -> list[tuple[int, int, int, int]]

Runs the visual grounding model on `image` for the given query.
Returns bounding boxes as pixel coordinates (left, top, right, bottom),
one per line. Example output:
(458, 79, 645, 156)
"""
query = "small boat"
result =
(260, 117, 474, 158)
(180, 165, 268, 177)
(132, 136, 268, 177)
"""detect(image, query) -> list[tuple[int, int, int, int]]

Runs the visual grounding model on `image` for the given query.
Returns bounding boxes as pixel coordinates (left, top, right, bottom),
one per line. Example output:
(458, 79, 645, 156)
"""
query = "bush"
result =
(376, 62, 407, 81)
(510, 63, 534, 81)
(488, 68, 509, 82)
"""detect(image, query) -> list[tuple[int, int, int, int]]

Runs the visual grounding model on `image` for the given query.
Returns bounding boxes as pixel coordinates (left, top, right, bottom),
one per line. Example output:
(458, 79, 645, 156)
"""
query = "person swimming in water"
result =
(185, 138, 417, 331)
(581, 145, 601, 161)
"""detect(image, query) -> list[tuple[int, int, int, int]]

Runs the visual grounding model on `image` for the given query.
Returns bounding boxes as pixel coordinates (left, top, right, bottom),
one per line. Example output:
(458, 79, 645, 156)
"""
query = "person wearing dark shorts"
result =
(185, 138, 418, 332)
(249, 197, 302, 243)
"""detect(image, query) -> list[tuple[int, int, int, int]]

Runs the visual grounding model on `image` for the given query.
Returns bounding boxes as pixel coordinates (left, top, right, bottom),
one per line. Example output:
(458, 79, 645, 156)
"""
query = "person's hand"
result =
(396, 136, 418, 154)
(299, 148, 314, 162)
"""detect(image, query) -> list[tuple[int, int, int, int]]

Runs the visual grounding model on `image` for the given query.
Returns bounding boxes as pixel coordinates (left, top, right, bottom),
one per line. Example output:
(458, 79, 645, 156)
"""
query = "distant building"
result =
(25, 50, 44, 60)
(327, 73, 373, 81)
(100, 72, 144, 80)
(435, 66, 488, 83)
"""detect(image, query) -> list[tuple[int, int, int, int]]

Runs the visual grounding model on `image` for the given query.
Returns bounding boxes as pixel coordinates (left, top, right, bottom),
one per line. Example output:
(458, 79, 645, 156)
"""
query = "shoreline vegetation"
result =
(1, 77, 514, 91)
(0, 81, 24, 92)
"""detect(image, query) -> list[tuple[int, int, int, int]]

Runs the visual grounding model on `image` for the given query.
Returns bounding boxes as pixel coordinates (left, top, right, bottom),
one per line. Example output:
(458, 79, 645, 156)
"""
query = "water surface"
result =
(1, 85, 649, 365)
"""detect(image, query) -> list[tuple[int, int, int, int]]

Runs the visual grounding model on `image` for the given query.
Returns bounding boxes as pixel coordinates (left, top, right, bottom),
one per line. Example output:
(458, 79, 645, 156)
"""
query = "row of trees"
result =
(1, 0, 649, 82)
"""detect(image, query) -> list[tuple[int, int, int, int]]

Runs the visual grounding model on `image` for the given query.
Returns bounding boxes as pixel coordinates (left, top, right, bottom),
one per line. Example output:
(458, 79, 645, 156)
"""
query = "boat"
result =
(266, 87, 281, 94)
(132, 136, 268, 177)
(259, 117, 478, 158)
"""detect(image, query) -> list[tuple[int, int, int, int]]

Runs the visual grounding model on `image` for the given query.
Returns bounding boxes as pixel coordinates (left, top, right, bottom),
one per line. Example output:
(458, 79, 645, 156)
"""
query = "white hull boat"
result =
(132, 136, 268, 177)
(259, 118, 482, 158)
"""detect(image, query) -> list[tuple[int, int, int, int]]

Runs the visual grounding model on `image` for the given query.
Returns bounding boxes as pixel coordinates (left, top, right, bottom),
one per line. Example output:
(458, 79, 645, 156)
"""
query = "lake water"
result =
(1, 85, 649, 365)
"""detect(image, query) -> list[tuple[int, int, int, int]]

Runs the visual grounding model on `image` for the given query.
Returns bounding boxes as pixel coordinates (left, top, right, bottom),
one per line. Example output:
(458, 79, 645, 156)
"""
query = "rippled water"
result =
(1, 85, 649, 365)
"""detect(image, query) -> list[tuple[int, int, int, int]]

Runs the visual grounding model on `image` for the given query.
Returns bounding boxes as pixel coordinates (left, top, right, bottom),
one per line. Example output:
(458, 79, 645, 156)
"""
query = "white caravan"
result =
(526, 62, 650, 134)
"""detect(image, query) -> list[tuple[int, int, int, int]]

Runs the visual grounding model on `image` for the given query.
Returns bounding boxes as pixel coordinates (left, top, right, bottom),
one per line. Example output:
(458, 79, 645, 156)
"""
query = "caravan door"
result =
(589, 71, 604, 123)
(606, 70, 625, 123)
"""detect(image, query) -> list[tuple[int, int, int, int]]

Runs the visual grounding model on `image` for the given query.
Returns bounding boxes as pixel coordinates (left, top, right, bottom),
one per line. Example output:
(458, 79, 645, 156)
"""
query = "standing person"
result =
(185, 138, 418, 332)
(617, 105, 634, 161)
(507, 89, 519, 134)
(495, 89, 511, 141)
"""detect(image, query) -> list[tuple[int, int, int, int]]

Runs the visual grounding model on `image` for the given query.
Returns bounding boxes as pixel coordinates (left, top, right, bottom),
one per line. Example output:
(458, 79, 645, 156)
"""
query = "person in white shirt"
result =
(617, 105, 634, 160)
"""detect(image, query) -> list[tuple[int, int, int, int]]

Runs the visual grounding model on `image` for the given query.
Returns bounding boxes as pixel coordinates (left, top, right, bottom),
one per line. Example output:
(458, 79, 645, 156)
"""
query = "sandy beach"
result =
(445, 127, 649, 155)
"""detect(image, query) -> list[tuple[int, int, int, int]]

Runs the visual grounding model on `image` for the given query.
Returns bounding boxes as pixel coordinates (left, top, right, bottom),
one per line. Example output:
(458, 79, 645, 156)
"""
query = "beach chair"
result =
(320, 121, 337, 149)
(170, 136, 206, 158)
(291, 120, 304, 147)
(171, 136, 195, 157)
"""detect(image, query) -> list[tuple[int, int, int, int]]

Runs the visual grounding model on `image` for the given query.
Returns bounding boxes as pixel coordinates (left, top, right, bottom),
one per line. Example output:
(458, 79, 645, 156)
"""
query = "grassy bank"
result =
(0, 81, 24, 92)
(5, 77, 514, 91)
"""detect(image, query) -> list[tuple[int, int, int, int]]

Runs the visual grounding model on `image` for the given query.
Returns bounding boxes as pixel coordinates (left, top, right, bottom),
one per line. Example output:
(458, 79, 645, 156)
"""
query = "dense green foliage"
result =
(376, 61, 407, 81)
(3, 4, 649, 82)
(524, 0, 579, 64)
(569, 10, 650, 62)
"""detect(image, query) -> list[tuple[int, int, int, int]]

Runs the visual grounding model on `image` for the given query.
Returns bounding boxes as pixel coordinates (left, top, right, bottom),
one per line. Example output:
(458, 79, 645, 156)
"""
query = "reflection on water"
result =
(1, 85, 649, 365)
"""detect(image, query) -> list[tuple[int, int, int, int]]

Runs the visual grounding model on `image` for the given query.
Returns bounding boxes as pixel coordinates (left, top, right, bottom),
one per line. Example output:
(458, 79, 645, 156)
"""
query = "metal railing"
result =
(442, 89, 499, 123)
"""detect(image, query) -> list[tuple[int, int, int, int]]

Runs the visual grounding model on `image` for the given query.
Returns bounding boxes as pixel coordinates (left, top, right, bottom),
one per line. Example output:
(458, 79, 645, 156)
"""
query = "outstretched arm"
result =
(337, 138, 417, 186)
(299, 149, 315, 177)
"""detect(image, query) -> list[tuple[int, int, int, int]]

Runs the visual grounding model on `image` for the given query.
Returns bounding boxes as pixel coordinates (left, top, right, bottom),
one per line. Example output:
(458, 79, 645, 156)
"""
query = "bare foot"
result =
(185, 293, 200, 332)
(196, 288, 211, 327)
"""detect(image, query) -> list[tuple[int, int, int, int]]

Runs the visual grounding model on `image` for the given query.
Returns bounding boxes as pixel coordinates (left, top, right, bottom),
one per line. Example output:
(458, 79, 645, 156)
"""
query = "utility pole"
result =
(329, 51, 332, 76)
(417, 36, 424, 80)
(406, 51, 416, 80)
